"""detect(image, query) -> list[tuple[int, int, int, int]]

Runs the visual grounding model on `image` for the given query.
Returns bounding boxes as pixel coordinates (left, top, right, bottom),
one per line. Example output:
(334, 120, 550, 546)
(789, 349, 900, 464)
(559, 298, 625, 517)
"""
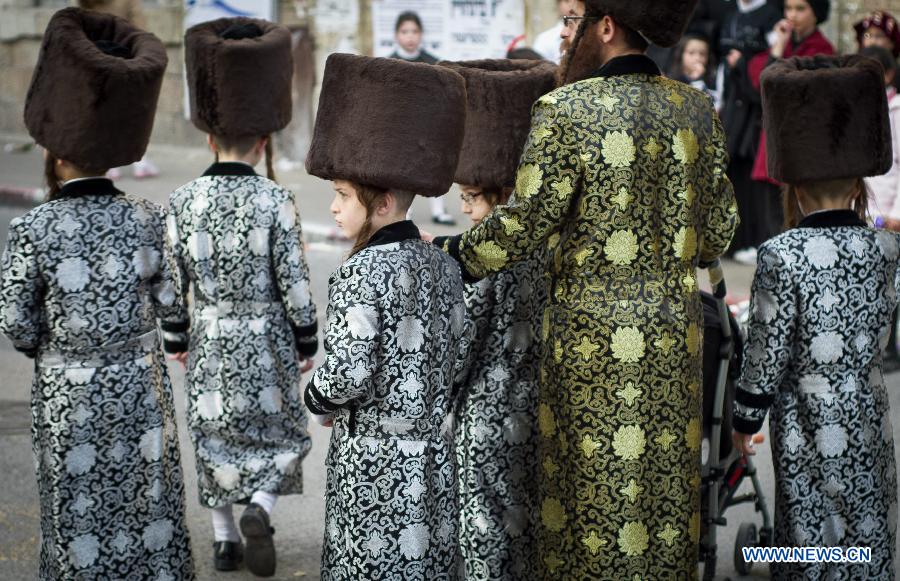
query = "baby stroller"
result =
(698, 261, 773, 580)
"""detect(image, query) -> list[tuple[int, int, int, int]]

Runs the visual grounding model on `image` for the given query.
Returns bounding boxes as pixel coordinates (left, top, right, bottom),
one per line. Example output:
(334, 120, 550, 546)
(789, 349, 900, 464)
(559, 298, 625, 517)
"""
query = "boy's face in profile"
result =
(331, 179, 368, 240)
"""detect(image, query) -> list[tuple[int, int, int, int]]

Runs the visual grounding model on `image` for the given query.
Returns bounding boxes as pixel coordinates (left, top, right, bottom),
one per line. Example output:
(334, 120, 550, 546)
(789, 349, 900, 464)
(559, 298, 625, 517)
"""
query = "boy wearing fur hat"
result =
(435, 0, 737, 578)
(164, 18, 317, 576)
(733, 54, 898, 579)
(433, 58, 556, 580)
(0, 8, 194, 580)
(304, 53, 469, 580)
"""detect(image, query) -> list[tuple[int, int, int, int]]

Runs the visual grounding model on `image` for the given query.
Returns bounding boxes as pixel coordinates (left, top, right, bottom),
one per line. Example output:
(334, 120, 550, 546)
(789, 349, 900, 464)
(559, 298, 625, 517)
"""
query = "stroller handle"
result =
(701, 259, 728, 299)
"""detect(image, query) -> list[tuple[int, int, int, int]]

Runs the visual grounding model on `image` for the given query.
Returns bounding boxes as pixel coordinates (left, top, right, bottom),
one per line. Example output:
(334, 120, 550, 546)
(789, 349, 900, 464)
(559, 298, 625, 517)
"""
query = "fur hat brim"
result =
(185, 17, 293, 137)
(24, 7, 167, 169)
(762, 54, 891, 183)
(305, 54, 467, 198)
(439, 59, 557, 190)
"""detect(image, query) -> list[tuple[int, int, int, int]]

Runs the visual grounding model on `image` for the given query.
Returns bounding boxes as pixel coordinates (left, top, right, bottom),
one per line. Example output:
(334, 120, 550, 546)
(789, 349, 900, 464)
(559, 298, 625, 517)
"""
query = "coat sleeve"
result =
(448, 96, 583, 282)
(159, 204, 190, 354)
(304, 264, 379, 416)
(700, 115, 739, 263)
(732, 243, 796, 434)
(0, 219, 43, 357)
(273, 189, 318, 358)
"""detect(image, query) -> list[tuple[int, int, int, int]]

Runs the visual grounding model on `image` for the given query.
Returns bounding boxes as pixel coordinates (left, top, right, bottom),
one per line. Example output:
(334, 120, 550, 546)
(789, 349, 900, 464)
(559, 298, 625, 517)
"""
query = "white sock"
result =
(250, 490, 278, 515)
(211, 504, 240, 543)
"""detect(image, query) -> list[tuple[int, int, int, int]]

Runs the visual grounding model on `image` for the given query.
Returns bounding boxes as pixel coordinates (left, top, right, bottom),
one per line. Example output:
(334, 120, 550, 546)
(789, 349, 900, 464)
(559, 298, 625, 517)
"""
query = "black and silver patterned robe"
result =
(0, 177, 194, 580)
(454, 259, 545, 580)
(164, 162, 317, 508)
(733, 210, 899, 580)
(304, 221, 467, 580)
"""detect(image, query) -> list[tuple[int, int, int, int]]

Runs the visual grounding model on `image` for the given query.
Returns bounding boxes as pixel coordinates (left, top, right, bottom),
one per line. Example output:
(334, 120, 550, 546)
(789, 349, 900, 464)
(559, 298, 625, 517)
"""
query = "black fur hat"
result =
(589, 0, 700, 48)
(24, 7, 167, 170)
(761, 54, 891, 183)
(185, 17, 292, 137)
(439, 59, 557, 190)
(305, 54, 467, 198)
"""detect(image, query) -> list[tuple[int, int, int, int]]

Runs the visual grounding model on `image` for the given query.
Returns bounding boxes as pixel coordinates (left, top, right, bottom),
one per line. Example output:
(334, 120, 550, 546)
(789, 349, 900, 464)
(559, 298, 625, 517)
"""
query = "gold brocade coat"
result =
(442, 55, 738, 580)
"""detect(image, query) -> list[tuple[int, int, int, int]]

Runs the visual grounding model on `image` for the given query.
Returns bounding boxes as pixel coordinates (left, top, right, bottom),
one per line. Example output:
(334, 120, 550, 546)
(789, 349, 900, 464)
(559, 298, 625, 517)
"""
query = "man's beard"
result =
(556, 23, 610, 87)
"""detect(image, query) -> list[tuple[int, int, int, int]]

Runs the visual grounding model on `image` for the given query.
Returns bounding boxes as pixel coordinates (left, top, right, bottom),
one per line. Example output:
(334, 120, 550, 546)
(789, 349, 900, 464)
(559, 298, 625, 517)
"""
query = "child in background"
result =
(670, 33, 722, 110)
(733, 54, 898, 580)
(0, 8, 194, 579)
(304, 53, 469, 580)
(165, 18, 318, 577)
(433, 59, 556, 580)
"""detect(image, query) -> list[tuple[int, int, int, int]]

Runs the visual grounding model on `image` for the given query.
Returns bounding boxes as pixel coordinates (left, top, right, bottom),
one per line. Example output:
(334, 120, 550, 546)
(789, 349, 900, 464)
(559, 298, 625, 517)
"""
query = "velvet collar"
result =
(797, 209, 867, 229)
(58, 177, 123, 198)
(590, 54, 661, 80)
(203, 161, 258, 177)
(365, 220, 421, 249)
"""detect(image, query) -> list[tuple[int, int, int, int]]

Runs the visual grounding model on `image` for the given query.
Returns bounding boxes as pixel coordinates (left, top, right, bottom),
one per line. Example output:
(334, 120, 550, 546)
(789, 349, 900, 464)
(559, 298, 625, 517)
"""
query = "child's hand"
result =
(771, 19, 793, 58)
(420, 230, 435, 243)
(732, 431, 757, 456)
(299, 358, 314, 373)
(167, 352, 188, 368)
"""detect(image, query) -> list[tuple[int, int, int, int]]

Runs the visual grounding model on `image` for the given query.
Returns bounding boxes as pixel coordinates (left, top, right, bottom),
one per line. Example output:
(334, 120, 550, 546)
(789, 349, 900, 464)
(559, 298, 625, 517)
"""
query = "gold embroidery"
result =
(580, 434, 601, 459)
(610, 327, 645, 363)
(655, 428, 677, 451)
(686, 323, 700, 355)
(574, 246, 594, 266)
(516, 163, 543, 199)
(544, 552, 564, 572)
(500, 216, 525, 236)
(617, 521, 650, 556)
(543, 456, 560, 477)
(604, 230, 639, 266)
(674, 227, 698, 261)
(533, 125, 554, 143)
(612, 425, 646, 460)
(682, 273, 697, 291)
(643, 137, 663, 159)
(601, 131, 636, 168)
(620, 479, 644, 503)
(574, 335, 599, 361)
(616, 382, 642, 406)
(552, 176, 575, 200)
(596, 93, 620, 112)
(611, 187, 632, 211)
(673, 129, 699, 165)
(582, 530, 608, 554)
(472, 241, 508, 271)
(667, 90, 685, 108)
(541, 497, 567, 532)
(657, 524, 681, 546)
(686, 417, 701, 451)
(680, 184, 697, 206)
(538, 403, 556, 438)
(654, 332, 676, 354)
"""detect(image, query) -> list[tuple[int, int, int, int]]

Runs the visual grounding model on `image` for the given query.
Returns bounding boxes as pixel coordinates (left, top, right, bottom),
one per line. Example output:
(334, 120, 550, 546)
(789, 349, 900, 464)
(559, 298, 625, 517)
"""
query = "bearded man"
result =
(434, 1, 738, 578)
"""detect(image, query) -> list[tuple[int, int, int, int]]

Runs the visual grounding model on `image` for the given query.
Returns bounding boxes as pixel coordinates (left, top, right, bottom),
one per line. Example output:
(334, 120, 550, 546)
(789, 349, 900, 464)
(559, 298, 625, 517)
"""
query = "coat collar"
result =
(365, 220, 421, 249)
(202, 161, 258, 177)
(797, 209, 867, 229)
(589, 54, 661, 80)
(58, 177, 123, 199)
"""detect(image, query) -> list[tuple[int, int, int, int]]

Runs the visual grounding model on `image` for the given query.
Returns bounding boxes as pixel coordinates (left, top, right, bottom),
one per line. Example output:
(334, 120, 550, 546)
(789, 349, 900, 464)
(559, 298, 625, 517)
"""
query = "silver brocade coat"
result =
(165, 164, 318, 508)
(304, 222, 468, 580)
(455, 258, 546, 580)
(0, 178, 194, 580)
(733, 211, 900, 580)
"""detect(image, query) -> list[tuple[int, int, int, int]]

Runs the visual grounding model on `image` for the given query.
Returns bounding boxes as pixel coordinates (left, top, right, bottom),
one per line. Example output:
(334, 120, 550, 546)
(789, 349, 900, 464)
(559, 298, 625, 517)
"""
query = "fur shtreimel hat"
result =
(439, 59, 557, 190)
(24, 7, 167, 170)
(305, 54, 467, 198)
(761, 54, 891, 184)
(185, 17, 292, 137)
(588, 0, 700, 48)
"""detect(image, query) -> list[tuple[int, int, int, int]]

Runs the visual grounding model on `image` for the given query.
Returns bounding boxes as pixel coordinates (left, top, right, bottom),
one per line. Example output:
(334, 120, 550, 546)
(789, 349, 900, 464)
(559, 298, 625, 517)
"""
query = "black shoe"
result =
(213, 540, 243, 572)
(432, 214, 457, 226)
(240, 503, 276, 577)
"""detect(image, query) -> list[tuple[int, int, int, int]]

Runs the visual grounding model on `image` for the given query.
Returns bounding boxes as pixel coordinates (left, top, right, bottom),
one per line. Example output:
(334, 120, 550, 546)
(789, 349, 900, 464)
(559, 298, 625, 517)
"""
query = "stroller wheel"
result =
(734, 522, 757, 575)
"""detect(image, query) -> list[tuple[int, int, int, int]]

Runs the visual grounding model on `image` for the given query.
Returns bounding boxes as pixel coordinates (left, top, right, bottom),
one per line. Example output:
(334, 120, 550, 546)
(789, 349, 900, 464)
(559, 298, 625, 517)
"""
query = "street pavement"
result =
(0, 138, 896, 580)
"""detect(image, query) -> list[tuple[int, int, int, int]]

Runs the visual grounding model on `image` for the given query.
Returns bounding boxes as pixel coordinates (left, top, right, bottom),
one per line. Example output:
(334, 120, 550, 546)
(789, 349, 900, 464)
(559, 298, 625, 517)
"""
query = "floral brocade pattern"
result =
(310, 236, 468, 580)
(167, 175, 317, 507)
(735, 225, 900, 579)
(455, 258, 546, 580)
(0, 191, 194, 580)
(456, 74, 738, 579)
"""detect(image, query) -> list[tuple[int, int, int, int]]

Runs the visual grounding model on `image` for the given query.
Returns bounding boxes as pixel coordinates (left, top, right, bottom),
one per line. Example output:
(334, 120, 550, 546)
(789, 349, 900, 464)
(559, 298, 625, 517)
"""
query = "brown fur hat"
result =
(305, 54, 467, 198)
(185, 17, 292, 137)
(439, 59, 557, 190)
(761, 54, 891, 183)
(24, 7, 167, 170)
(588, 0, 699, 48)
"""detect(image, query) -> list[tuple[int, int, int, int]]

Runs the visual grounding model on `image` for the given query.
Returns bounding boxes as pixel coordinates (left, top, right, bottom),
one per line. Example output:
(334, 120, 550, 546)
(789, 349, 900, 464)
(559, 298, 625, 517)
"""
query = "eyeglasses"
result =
(562, 15, 597, 27)
(460, 192, 482, 205)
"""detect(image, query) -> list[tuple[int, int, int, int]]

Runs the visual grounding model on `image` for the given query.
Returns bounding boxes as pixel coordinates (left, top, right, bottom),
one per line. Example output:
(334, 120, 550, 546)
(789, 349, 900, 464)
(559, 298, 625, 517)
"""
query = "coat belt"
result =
(37, 329, 159, 369)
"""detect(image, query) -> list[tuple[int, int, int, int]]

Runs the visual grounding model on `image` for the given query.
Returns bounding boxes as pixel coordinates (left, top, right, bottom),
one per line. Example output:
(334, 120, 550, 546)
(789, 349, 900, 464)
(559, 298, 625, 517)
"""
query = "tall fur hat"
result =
(305, 54, 467, 198)
(761, 54, 891, 183)
(24, 7, 167, 170)
(185, 17, 292, 137)
(439, 59, 557, 190)
(588, 0, 700, 48)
